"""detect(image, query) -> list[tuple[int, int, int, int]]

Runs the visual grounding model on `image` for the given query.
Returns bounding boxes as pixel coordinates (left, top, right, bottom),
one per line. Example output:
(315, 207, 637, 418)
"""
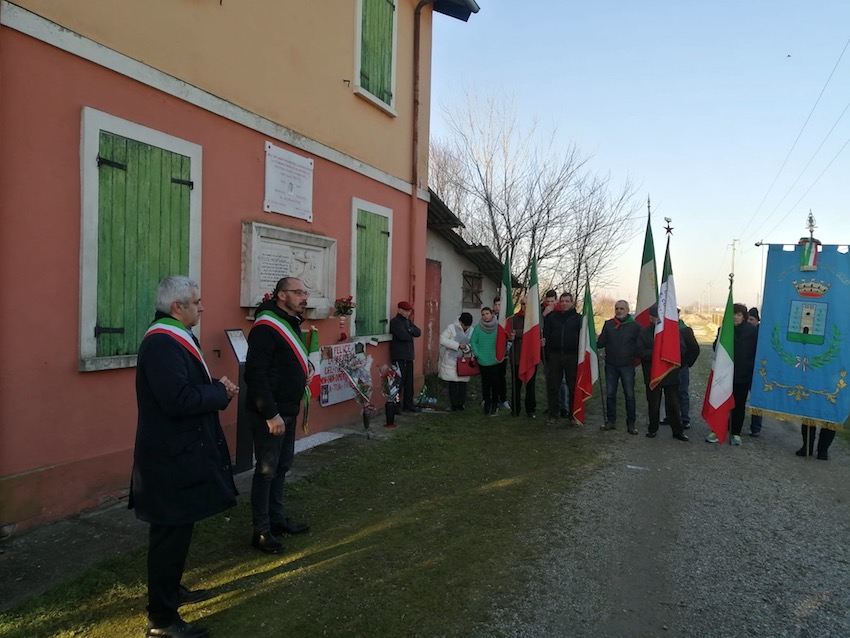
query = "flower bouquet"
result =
(378, 363, 402, 428)
(333, 295, 355, 341)
(335, 350, 377, 431)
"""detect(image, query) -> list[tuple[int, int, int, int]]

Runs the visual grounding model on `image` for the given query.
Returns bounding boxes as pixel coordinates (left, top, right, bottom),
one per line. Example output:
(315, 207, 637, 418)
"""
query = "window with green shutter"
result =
(95, 132, 191, 357)
(354, 204, 391, 336)
(80, 108, 202, 371)
(358, 0, 396, 110)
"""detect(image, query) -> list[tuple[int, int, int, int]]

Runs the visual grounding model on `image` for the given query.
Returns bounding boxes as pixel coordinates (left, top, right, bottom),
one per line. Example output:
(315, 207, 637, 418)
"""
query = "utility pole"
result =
(730, 239, 739, 275)
(754, 240, 765, 308)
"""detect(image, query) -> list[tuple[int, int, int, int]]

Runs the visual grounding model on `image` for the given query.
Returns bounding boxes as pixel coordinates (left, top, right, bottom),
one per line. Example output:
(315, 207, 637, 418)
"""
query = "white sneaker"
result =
(501, 401, 511, 410)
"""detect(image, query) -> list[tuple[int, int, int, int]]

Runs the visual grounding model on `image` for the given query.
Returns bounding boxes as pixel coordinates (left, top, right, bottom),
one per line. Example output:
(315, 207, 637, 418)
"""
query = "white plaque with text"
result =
(264, 142, 314, 221)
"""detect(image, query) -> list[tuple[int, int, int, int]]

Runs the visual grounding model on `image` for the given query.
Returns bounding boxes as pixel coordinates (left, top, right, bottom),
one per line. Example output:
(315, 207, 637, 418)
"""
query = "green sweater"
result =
(470, 325, 499, 366)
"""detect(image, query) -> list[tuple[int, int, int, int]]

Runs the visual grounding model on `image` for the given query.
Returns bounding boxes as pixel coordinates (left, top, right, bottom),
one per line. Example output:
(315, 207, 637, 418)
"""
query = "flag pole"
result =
(726, 272, 734, 446)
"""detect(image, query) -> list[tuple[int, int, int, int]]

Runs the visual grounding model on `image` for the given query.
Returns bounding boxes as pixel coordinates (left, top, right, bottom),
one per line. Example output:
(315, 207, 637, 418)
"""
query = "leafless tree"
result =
(430, 90, 641, 302)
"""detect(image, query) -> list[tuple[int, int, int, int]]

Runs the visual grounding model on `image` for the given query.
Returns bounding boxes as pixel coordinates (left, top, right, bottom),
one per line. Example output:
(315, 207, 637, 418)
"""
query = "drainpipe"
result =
(410, 0, 434, 308)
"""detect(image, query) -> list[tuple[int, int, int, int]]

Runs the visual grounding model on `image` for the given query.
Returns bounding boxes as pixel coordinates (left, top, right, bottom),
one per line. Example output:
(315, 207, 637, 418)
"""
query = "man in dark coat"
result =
(542, 292, 582, 425)
(131, 275, 238, 638)
(389, 300, 422, 412)
(637, 304, 694, 441)
(597, 300, 641, 434)
(245, 277, 311, 555)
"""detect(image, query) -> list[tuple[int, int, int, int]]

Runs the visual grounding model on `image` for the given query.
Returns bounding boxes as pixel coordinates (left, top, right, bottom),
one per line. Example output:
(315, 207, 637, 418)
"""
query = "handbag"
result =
(456, 355, 480, 376)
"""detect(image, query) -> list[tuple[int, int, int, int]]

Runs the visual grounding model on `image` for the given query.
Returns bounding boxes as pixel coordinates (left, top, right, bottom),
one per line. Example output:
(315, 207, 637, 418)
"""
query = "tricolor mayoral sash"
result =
(749, 241, 850, 430)
(254, 310, 313, 430)
(144, 317, 211, 382)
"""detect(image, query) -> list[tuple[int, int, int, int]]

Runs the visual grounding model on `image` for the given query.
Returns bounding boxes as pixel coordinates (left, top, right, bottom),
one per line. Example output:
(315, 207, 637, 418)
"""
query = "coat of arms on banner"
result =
(749, 239, 849, 430)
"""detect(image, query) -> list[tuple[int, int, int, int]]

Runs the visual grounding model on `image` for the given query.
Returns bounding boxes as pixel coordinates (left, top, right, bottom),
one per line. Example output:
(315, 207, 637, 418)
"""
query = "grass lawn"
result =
(0, 383, 611, 638)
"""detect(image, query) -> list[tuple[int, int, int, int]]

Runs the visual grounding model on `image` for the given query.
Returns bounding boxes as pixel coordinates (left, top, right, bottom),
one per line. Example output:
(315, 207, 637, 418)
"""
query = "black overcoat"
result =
(129, 317, 237, 526)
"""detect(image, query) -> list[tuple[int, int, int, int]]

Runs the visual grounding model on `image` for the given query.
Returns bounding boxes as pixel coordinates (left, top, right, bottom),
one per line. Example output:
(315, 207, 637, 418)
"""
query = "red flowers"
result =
(334, 295, 355, 317)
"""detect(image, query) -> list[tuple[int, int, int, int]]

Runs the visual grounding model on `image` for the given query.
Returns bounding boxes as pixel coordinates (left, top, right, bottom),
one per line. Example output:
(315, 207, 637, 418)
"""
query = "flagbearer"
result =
(706, 304, 757, 445)
(637, 305, 691, 441)
(245, 277, 312, 555)
(130, 275, 238, 638)
(597, 300, 641, 434)
(509, 298, 537, 417)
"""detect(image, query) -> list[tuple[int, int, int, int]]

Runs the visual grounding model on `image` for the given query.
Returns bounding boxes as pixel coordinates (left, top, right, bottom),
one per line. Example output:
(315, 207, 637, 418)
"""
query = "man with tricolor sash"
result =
(130, 276, 239, 638)
(245, 277, 312, 555)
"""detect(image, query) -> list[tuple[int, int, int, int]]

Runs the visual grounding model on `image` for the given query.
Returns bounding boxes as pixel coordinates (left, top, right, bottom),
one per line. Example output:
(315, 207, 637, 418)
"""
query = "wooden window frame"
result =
(354, 0, 398, 117)
(462, 271, 483, 309)
(350, 197, 393, 340)
(79, 107, 203, 371)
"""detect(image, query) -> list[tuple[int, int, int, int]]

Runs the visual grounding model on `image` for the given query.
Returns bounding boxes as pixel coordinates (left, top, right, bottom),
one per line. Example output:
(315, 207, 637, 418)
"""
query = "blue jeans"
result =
(605, 363, 636, 426)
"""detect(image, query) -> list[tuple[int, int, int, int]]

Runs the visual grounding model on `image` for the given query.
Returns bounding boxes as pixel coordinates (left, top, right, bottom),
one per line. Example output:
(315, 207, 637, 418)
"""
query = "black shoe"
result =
(817, 452, 830, 461)
(645, 431, 657, 438)
(683, 422, 691, 430)
(178, 585, 211, 607)
(673, 434, 689, 441)
(559, 409, 569, 418)
(251, 532, 285, 554)
(795, 447, 812, 457)
(146, 619, 210, 638)
(271, 518, 310, 535)
(660, 418, 671, 425)
(527, 413, 536, 419)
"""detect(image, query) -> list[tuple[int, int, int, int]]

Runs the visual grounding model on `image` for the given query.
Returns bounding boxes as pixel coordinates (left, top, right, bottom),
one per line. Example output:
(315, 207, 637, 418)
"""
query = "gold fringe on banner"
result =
(750, 407, 844, 431)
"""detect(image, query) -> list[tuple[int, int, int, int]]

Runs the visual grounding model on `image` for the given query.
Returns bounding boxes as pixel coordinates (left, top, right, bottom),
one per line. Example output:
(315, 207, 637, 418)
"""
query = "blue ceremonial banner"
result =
(750, 243, 850, 430)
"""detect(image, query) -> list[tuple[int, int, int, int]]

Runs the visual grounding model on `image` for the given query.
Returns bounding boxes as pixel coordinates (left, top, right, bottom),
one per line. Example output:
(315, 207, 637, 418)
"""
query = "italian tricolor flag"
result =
(496, 257, 513, 361)
(518, 256, 541, 384)
(649, 237, 681, 389)
(635, 212, 658, 329)
(306, 326, 321, 399)
(573, 281, 599, 425)
(702, 284, 735, 444)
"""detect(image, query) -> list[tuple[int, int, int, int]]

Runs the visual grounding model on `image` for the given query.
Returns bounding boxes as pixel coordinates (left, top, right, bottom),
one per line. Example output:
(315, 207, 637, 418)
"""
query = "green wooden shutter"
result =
(360, 0, 394, 104)
(96, 131, 191, 357)
(355, 209, 389, 335)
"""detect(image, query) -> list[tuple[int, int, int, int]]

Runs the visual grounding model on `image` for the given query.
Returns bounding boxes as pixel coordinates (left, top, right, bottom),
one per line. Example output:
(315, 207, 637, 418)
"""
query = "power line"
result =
(740, 35, 850, 239)
(746, 94, 850, 242)
(760, 132, 850, 240)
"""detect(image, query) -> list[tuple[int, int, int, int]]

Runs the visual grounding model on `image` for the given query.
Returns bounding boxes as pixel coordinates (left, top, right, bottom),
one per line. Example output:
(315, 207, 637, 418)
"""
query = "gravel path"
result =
(479, 417, 850, 638)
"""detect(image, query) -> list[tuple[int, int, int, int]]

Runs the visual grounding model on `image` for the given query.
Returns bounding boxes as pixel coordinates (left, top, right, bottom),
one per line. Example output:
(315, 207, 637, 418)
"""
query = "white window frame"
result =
(350, 197, 393, 340)
(79, 107, 203, 371)
(353, 0, 399, 117)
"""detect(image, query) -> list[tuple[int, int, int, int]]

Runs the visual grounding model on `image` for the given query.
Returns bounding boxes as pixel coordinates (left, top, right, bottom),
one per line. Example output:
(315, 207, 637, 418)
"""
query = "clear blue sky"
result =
(430, 2, 850, 309)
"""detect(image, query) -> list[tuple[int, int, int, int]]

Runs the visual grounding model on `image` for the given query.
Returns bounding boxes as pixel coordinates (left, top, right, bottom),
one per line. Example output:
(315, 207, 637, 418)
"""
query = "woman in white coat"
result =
(439, 312, 474, 411)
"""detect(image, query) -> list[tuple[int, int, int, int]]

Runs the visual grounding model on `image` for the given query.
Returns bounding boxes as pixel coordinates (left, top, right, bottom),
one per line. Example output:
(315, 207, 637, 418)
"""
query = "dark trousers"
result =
(605, 362, 636, 426)
(648, 383, 684, 436)
(147, 522, 194, 626)
(801, 425, 836, 455)
(511, 364, 537, 416)
(546, 351, 577, 418)
(480, 363, 501, 412)
(448, 381, 468, 410)
(250, 412, 296, 534)
(498, 359, 508, 403)
(730, 383, 750, 436)
(395, 359, 415, 409)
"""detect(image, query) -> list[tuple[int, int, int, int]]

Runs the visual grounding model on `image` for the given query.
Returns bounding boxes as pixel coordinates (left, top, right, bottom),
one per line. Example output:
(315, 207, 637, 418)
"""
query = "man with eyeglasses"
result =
(245, 277, 312, 554)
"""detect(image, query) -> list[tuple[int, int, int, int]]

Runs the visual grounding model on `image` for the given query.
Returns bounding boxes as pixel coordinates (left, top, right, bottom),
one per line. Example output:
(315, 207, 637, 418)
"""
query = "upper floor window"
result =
(356, 0, 397, 115)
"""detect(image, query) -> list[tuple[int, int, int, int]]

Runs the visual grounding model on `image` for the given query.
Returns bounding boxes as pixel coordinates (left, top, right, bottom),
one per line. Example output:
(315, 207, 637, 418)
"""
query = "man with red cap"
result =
(390, 301, 422, 412)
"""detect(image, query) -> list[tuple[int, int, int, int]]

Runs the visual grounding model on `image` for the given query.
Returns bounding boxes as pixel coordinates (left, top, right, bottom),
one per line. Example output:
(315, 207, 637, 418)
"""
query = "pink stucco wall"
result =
(0, 29, 426, 530)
